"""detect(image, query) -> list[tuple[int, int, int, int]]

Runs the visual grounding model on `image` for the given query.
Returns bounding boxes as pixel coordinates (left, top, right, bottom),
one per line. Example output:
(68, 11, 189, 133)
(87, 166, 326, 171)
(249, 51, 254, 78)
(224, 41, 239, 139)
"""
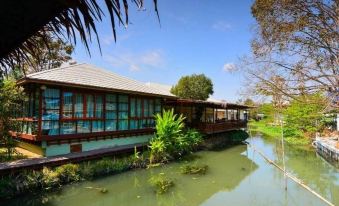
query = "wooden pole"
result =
(244, 141, 335, 206)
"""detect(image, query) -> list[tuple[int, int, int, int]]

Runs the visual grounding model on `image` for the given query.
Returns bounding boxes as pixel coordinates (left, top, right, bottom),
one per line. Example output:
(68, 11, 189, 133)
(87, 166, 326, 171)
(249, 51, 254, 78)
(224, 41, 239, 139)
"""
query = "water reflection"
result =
(4, 133, 339, 206)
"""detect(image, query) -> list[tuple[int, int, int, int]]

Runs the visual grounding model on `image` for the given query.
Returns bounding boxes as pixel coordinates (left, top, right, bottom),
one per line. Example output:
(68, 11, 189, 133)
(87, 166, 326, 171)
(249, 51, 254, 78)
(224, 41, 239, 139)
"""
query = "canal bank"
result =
(3, 133, 339, 206)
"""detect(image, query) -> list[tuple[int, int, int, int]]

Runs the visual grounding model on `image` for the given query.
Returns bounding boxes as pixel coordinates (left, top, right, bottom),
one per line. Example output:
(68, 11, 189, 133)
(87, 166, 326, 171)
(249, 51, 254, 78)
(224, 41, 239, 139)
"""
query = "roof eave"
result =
(18, 78, 177, 99)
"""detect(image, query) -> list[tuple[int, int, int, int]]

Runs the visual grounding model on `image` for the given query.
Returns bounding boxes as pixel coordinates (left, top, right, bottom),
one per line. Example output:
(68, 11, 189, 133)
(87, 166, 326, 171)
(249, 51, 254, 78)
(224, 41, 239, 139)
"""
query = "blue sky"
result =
(71, 0, 255, 102)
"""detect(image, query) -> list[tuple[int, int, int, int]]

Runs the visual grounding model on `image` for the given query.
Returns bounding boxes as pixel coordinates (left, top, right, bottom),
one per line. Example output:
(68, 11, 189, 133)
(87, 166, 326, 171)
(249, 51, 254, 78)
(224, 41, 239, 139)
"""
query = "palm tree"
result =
(0, 0, 159, 75)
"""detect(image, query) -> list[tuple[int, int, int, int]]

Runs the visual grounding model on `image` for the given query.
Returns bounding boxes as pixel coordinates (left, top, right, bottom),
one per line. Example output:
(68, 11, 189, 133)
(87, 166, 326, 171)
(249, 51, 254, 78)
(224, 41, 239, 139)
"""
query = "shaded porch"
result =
(164, 99, 250, 134)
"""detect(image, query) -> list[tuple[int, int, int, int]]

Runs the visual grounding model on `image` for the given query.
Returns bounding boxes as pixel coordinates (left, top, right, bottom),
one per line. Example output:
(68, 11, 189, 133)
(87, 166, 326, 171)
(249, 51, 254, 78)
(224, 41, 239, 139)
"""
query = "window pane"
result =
(63, 92, 73, 118)
(130, 98, 136, 117)
(44, 98, 60, 110)
(42, 110, 59, 120)
(92, 121, 104, 132)
(149, 100, 154, 116)
(118, 120, 128, 130)
(61, 121, 75, 134)
(106, 102, 116, 110)
(86, 94, 94, 118)
(75, 94, 83, 118)
(119, 111, 128, 119)
(106, 111, 117, 119)
(129, 120, 138, 130)
(143, 99, 149, 117)
(42, 121, 59, 135)
(137, 99, 142, 117)
(119, 103, 128, 111)
(106, 94, 116, 102)
(118, 95, 128, 103)
(77, 120, 90, 133)
(155, 99, 161, 113)
(44, 88, 60, 98)
(95, 95, 103, 118)
(105, 120, 117, 131)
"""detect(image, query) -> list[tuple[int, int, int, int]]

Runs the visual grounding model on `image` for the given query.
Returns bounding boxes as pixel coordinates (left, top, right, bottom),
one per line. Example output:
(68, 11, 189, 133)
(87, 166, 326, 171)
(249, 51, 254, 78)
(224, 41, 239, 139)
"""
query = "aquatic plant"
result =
(180, 164, 208, 175)
(148, 173, 174, 195)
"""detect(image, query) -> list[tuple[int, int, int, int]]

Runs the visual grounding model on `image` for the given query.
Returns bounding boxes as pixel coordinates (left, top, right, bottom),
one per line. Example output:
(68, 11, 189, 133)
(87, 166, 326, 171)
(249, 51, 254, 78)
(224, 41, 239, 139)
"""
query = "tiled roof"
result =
(24, 63, 175, 97)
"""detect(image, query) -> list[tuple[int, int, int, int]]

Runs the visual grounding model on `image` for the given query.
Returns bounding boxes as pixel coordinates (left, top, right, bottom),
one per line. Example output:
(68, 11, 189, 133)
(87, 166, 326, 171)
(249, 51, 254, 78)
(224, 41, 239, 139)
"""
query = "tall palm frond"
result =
(0, 0, 160, 76)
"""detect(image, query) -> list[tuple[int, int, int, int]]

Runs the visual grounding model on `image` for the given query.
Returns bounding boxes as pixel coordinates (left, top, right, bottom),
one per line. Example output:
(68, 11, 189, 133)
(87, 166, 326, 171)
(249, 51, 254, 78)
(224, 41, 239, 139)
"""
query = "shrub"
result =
(42, 167, 60, 188)
(54, 163, 80, 183)
(148, 173, 174, 194)
(80, 161, 95, 179)
(150, 109, 203, 163)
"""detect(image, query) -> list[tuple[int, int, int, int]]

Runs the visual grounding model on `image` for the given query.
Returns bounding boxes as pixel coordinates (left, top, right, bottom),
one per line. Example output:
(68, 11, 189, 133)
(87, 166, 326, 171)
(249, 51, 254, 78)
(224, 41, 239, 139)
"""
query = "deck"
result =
(0, 143, 147, 175)
(194, 121, 247, 134)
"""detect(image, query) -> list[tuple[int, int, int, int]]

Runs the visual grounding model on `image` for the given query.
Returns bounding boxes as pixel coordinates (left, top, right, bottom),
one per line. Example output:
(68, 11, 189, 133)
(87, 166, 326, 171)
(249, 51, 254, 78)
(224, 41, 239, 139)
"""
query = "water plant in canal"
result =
(180, 164, 208, 175)
(150, 109, 203, 163)
(148, 173, 174, 195)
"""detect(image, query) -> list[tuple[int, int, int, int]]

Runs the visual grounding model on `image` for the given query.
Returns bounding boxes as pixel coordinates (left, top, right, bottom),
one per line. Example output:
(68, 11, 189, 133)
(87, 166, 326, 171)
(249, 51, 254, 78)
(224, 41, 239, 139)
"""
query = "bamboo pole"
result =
(244, 141, 335, 206)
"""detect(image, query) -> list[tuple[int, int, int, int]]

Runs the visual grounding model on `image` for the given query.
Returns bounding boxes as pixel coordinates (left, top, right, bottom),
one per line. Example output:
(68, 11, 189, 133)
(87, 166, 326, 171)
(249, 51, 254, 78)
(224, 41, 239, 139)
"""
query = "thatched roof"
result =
(0, 0, 158, 72)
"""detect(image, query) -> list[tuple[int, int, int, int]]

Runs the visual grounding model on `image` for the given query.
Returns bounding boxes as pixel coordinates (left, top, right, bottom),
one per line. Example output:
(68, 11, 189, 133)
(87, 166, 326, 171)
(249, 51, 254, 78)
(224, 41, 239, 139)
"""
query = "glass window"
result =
(63, 92, 73, 118)
(92, 120, 104, 132)
(105, 120, 117, 131)
(155, 99, 161, 113)
(42, 121, 59, 135)
(130, 120, 138, 130)
(42, 110, 59, 120)
(106, 111, 117, 119)
(137, 99, 142, 117)
(75, 94, 83, 118)
(61, 121, 75, 134)
(95, 95, 103, 118)
(86, 94, 94, 118)
(118, 120, 128, 130)
(143, 99, 149, 117)
(149, 99, 154, 117)
(77, 120, 90, 133)
(130, 98, 136, 117)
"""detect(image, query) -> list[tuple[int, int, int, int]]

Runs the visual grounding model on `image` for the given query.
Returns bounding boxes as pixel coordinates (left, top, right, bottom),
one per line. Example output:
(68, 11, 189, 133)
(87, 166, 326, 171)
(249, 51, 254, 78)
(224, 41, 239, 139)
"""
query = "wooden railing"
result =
(192, 120, 247, 134)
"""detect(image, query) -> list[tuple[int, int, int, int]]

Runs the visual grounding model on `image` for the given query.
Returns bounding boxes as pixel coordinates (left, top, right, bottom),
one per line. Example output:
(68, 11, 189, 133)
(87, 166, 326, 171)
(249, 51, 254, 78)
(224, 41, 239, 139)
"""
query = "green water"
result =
(5, 134, 339, 206)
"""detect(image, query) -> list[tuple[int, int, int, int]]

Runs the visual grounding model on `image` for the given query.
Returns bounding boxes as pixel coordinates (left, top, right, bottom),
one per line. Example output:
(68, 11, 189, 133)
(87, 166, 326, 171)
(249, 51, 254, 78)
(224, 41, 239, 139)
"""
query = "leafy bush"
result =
(149, 109, 203, 163)
(148, 173, 174, 194)
(42, 167, 60, 188)
(54, 163, 80, 183)
(180, 164, 208, 175)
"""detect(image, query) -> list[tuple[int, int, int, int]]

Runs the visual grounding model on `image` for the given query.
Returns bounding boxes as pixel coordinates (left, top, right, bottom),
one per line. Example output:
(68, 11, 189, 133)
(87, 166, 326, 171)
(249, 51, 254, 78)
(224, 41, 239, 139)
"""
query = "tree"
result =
(171, 74, 214, 100)
(243, 0, 338, 107)
(1, 0, 160, 76)
(283, 93, 328, 138)
(0, 78, 26, 159)
(2, 32, 74, 79)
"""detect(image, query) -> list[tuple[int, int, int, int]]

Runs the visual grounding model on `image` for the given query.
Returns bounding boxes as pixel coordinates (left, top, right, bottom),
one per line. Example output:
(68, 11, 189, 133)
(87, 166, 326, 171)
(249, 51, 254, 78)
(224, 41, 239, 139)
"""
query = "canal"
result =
(5, 133, 339, 206)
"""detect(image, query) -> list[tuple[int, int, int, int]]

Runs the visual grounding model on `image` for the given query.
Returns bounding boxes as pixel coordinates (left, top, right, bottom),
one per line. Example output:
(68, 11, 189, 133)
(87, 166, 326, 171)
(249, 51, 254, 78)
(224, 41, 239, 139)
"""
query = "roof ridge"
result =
(26, 63, 86, 77)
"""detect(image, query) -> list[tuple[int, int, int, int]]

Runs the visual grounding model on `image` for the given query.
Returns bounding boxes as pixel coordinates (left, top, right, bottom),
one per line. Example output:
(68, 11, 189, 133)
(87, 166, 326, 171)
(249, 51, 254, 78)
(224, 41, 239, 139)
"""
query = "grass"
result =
(0, 148, 27, 163)
(249, 120, 310, 146)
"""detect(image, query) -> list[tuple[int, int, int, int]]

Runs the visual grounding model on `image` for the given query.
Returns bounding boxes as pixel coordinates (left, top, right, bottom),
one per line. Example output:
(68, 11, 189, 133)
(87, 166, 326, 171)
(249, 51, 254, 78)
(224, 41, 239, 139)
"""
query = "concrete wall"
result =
(43, 135, 153, 157)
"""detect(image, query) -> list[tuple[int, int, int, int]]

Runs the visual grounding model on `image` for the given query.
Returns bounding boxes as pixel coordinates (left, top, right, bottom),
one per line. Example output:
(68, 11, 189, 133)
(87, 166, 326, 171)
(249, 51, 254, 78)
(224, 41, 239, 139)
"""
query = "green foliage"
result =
(150, 109, 203, 163)
(0, 78, 26, 159)
(148, 173, 174, 195)
(54, 163, 80, 183)
(171, 74, 214, 100)
(283, 94, 327, 138)
(180, 164, 208, 175)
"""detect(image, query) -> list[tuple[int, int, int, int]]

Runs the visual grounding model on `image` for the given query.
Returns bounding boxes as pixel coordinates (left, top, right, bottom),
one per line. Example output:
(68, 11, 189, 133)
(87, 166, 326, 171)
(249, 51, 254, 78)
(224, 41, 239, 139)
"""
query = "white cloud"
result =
(104, 49, 165, 72)
(222, 63, 237, 72)
(212, 21, 232, 32)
